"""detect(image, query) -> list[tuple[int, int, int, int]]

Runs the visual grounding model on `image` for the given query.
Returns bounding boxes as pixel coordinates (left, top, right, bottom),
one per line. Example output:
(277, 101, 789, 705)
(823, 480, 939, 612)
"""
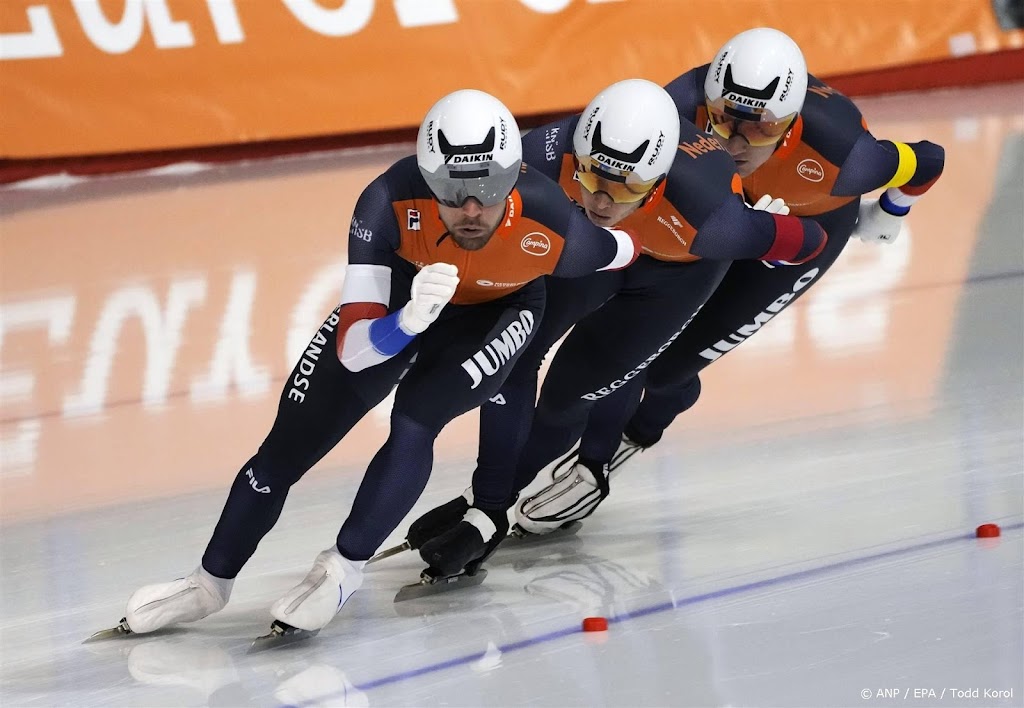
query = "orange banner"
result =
(1, 1, 1022, 158)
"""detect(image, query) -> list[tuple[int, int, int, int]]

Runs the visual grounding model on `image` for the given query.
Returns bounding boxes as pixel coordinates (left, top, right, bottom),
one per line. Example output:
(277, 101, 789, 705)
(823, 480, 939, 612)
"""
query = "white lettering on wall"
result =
(0, 6, 63, 60)
(70, 0, 194, 54)
(204, 0, 244, 43)
(280, 0, 373, 37)
(516, 0, 572, 12)
(393, 0, 458, 27)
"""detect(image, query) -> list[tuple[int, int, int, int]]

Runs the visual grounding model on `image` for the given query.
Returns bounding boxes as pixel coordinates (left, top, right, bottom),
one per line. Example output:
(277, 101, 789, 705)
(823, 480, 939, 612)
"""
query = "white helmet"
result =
(572, 79, 679, 202)
(705, 28, 807, 128)
(416, 89, 522, 207)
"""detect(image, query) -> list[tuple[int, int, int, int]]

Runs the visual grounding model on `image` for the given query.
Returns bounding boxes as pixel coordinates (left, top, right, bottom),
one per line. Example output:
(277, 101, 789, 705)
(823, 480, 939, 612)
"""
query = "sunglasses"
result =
(573, 154, 660, 204)
(706, 101, 795, 147)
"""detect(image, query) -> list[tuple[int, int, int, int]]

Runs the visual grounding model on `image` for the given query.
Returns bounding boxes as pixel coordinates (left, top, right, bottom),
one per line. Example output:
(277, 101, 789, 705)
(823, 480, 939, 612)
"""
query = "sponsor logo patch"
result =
(520, 232, 551, 256)
(796, 159, 825, 182)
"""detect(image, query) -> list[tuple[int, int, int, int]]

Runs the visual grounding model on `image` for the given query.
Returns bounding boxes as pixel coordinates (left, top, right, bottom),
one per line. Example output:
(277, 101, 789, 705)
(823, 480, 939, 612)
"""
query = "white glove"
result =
(749, 194, 791, 215)
(399, 263, 459, 334)
(853, 198, 904, 244)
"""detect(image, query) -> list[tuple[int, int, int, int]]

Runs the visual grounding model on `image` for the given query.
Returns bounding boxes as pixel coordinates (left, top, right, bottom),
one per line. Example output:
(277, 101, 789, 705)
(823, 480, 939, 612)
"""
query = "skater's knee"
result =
(390, 408, 444, 441)
(534, 394, 588, 429)
(679, 375, 701, 409)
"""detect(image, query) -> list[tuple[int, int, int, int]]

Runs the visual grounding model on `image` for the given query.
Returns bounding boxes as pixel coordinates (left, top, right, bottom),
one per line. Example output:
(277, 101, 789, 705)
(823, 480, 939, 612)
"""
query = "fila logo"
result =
(407, 209, 421, 230)
(245, 468, 271, 494)
(489, 394, 507, 405)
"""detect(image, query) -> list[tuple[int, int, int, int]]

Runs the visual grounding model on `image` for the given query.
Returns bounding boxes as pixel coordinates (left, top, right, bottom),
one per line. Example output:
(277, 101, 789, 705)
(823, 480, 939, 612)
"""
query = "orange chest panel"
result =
(391, 193, 565, 304)
(743, 142, 853, 216)
(691, 107, 855, 217)
(556, 155, 699, 263)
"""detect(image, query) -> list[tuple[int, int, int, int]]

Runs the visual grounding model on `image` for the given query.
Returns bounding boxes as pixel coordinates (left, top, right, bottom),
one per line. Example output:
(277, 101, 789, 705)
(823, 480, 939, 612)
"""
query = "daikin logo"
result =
(725, 93, 767, 109)
(448, 153, 493, 164)
(592, 153, 634, 171)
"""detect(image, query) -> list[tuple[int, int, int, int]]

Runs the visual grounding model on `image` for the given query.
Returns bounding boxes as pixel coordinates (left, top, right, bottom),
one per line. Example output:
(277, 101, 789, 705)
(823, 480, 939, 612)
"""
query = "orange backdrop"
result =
(2, 0, 1022, 158)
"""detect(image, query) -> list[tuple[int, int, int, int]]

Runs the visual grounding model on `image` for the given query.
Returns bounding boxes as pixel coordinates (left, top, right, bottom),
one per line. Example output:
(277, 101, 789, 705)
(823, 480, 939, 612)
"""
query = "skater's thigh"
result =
(395, 286, 546, 427)
(645, 202, 858, 390)
(260, 306, 416, 471)
(539, 258, 727, 410)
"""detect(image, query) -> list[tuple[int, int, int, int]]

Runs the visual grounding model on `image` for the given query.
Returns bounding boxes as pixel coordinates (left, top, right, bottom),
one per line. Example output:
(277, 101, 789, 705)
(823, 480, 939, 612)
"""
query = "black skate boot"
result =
(394, 507, 508, 601)
(407, 495, 471, 550)
(367, 492, 470, 564)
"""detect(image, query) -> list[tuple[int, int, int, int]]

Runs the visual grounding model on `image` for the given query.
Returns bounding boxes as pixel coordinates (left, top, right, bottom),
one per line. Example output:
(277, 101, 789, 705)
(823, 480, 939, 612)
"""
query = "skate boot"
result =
(419, 506, 509, 576)
(609, 425, 661, 472)
(367, 489, 471, 564)
(514, 458, 610, 537)
(407, 489, 472, 549)
(87, 567, 234, 642)
(251, 547, 363, 651)
(125, 567, 232, 634)
(395, 507, 508, 601)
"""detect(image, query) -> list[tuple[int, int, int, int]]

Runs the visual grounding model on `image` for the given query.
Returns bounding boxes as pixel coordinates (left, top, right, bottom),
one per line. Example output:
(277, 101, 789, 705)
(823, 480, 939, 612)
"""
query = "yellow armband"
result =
(883, 142, 917, 189)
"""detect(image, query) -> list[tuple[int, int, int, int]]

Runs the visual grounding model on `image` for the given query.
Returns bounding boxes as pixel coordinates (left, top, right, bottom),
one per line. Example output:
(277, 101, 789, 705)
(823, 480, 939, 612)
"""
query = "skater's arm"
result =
(334, 175, 437, 372)
(672, 146, 828, 265)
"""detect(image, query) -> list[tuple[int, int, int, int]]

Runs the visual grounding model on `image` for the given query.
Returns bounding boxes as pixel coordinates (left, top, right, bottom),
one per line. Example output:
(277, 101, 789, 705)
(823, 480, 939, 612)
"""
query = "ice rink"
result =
(1, 84, 1022, 707)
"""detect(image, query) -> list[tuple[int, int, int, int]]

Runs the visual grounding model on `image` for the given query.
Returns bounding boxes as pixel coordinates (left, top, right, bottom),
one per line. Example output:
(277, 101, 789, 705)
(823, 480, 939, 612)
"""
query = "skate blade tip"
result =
(83, 619, 131, 643)
(366, 541, 412, 565)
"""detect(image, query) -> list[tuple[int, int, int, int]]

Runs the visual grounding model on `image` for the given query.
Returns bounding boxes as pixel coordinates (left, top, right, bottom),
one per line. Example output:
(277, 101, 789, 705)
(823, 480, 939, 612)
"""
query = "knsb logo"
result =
(462, 310, 535, 389)
(521, 232, 551, 256)
(797, 159, 824, 182)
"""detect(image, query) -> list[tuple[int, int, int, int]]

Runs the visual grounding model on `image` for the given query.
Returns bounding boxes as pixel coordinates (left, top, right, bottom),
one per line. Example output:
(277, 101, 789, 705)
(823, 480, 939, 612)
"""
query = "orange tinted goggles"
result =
(573, 154, 660, 204)
(707, 102, 795, 147)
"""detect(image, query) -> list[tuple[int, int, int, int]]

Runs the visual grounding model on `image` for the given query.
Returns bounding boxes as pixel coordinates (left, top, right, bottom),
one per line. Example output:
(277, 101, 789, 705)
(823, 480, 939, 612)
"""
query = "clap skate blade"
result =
(248, 620, 320, 653)
(83, 617, 133, 643)
(366, 540, 411, 565)
(506, 520, 583, 545)
(394, 567, 489, 603)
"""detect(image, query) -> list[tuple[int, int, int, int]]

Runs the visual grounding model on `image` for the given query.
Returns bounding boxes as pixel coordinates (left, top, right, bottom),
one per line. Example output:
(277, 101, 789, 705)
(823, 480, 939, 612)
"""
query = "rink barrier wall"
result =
(1, 0, 1022, 162)
(1, 47, 1021, 186)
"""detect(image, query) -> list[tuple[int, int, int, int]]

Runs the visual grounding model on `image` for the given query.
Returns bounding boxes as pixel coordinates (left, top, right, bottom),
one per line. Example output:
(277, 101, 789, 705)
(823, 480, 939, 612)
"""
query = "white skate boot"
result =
(608, 432, 650, 472)
(251, 547, 363, 651)
(514, 458, 610, 536)
(125, 567, 233, 634)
